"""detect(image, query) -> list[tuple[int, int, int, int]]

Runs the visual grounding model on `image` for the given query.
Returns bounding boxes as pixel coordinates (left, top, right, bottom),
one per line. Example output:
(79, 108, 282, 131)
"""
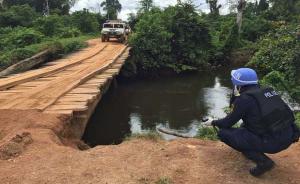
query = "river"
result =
(82, 69, 233, 146)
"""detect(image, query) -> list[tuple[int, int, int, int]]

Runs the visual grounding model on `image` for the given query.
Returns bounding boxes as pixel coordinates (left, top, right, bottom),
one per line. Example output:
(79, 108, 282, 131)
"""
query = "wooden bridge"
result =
(0, 39, 129, 138)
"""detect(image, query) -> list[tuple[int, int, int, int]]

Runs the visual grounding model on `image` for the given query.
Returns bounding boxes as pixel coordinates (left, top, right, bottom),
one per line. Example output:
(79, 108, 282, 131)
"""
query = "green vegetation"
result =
(101, 0, 122, 20)
(196, 126, 219, 141)
(248, 24, 300, 101)
(129, 3, 212, 74)
(0, 1, 107, 71)
(155, 177, 173, 184)
(128, 0, 300, 102)
(2, 0, 76, 15)
(296, 113, 300, 128)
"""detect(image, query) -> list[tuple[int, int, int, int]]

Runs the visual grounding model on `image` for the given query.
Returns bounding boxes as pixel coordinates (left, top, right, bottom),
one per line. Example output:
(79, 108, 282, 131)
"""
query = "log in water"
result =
(156, 127, 193, 138)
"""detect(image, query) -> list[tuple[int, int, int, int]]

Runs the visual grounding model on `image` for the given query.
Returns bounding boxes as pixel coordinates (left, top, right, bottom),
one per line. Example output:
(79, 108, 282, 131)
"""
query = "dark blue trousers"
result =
(217, 126, 294, 162)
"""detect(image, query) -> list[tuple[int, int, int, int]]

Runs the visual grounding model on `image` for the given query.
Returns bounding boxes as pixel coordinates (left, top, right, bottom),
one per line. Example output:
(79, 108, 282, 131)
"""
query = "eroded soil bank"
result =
(0, 110, 299, 184)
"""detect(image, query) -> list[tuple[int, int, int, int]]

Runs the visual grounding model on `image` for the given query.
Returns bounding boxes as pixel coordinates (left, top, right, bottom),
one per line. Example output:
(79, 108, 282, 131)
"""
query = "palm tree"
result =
(100, 0, 122, 20)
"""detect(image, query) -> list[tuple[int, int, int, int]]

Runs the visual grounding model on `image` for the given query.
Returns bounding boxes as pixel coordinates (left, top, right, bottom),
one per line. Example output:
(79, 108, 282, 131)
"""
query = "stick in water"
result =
(156, 127, 193, 138)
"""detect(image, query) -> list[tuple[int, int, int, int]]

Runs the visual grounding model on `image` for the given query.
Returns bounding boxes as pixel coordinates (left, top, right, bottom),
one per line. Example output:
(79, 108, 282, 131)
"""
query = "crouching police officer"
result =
(210, 68, 300, 177)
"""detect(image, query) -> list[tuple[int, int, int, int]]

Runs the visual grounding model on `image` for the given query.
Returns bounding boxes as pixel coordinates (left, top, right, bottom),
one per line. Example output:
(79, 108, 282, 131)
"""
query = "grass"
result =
(0, 34, 98, 70)
(125, 131, 162, 142)
(196, 126, 219, 141)
(295, 112, 300, 128)
(155, 177, 173, 184)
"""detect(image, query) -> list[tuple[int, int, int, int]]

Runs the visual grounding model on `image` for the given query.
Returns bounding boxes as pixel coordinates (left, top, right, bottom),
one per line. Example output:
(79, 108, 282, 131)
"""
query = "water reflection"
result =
(83, 71, 232, 146)
(203, 77, 231, 118)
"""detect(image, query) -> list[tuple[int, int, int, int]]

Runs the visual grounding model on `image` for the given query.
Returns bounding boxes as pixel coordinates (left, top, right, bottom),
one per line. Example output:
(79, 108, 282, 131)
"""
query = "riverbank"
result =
(0, 110, 299, 184)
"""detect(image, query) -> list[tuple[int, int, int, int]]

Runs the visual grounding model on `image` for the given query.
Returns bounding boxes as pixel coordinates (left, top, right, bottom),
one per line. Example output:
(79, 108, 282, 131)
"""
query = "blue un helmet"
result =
(231, 68, 258, 86)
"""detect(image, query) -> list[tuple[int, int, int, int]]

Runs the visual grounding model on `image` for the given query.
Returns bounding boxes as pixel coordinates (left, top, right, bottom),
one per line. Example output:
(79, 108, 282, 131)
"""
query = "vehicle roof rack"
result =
(105, 20, 124, 23)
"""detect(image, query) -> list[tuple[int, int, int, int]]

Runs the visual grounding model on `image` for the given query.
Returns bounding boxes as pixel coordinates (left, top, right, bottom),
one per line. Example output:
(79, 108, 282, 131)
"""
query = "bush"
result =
(165, 4, 212, 69)
(71, 9, 100, 33)
(0, 36, 89, 70)
(0, 5, 38, 27)
(223, 23, 242, 52)
(10, 48, 35, 62)
(0, 48, 35, 69)
(33, 15, 64, 37)
(247, 24, 300, 101)
(241, 16, 272, 42)
(59, 27, 81, 38)
(247, 25, 299, 83)
(61, 39, 86, 54)
(129, 9, 173, 72)
(260, 71, 289, 91)
(0, 27, 43, 51)
(129, 3, 212, 74)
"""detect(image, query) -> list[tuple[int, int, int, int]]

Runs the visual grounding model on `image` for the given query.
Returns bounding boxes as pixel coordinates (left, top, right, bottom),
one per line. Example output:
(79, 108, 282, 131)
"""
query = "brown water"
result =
(83, 70, 232, 146)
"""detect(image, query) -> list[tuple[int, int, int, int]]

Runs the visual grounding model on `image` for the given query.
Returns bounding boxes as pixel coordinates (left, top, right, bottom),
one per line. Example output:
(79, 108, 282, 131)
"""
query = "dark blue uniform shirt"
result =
(213, 86, 261, 130)
(212, 85, 296, 154)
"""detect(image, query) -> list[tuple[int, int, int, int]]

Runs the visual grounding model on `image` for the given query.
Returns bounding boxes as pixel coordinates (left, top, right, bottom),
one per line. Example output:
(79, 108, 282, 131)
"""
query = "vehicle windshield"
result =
(103, 24, 113, 28)
(114, 24, 124, 28)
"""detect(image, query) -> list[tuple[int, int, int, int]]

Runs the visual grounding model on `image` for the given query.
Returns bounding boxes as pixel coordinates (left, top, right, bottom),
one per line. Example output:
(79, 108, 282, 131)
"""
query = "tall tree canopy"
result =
(100, 0, 122, 20)
(206, 0, 222, 16)
(257, 0, 269, 12)
(269, 0, 300, 17)
(2, 0, 75, 15)
(139, 0, 153, 13)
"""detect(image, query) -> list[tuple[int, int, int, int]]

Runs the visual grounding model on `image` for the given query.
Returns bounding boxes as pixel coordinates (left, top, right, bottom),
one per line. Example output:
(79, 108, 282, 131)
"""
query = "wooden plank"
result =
(64, 94, 96, 99)
(47, 104, 88, 111)
(61, 94, 97, 102)
(55, 101, 88, 106)
(0, 42, 128, 113)
(57, 98, 90, 102)
(94, 75, 113, 79)
(44, 110, 73, 116)
(0, 43, 108, 90)
(79, 84, 102, 88)
(85, 78, 107, 84)
(69, 88, 100, 94)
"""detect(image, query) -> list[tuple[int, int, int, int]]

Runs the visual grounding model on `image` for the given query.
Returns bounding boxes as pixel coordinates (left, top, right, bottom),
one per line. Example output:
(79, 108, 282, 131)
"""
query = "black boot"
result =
(243, 152, 275, 177)
(249, 157, 275, 177)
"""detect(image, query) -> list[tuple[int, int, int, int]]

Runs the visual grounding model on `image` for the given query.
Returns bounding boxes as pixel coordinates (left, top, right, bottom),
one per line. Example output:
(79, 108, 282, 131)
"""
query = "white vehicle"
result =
(101, 20, 131, 43)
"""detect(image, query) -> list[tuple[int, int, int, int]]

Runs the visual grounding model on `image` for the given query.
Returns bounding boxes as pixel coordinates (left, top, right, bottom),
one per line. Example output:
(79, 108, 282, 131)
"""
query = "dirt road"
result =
(0, 110, 299, 184)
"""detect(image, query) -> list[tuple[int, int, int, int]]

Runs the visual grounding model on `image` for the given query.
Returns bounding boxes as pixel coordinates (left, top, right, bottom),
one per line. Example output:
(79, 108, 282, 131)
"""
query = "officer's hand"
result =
(202, 117, 215, 127)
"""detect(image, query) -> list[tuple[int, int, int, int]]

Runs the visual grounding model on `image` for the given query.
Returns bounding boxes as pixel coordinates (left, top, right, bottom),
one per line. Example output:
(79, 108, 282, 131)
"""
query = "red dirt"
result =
(0, 110, 299, 184)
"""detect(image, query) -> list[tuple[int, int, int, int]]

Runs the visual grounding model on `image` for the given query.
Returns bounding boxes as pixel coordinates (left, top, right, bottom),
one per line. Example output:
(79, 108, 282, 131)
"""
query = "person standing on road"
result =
(204, 68, 300, 177)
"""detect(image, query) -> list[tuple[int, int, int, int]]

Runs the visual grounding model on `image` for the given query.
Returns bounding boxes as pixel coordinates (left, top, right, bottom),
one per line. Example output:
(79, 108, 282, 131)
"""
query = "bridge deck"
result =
(0, 39, 128, 117)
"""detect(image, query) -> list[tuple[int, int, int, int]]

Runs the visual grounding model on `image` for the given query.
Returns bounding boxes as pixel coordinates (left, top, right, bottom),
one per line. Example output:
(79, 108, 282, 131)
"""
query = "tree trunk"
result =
(237, 0, 246, 33)
(0, 49, 51, 77)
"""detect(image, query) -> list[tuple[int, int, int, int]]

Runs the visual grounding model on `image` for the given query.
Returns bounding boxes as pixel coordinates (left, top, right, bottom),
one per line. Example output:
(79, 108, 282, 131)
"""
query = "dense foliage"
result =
(0, 5, 38, 27)
(100, 0, 122, 20)
(129, 3, 212, 74)
(0, 0, 299, 103)
(2, 0, 76, 15)
(0, 3, 106, 70)
(248, 24, 300, 100)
